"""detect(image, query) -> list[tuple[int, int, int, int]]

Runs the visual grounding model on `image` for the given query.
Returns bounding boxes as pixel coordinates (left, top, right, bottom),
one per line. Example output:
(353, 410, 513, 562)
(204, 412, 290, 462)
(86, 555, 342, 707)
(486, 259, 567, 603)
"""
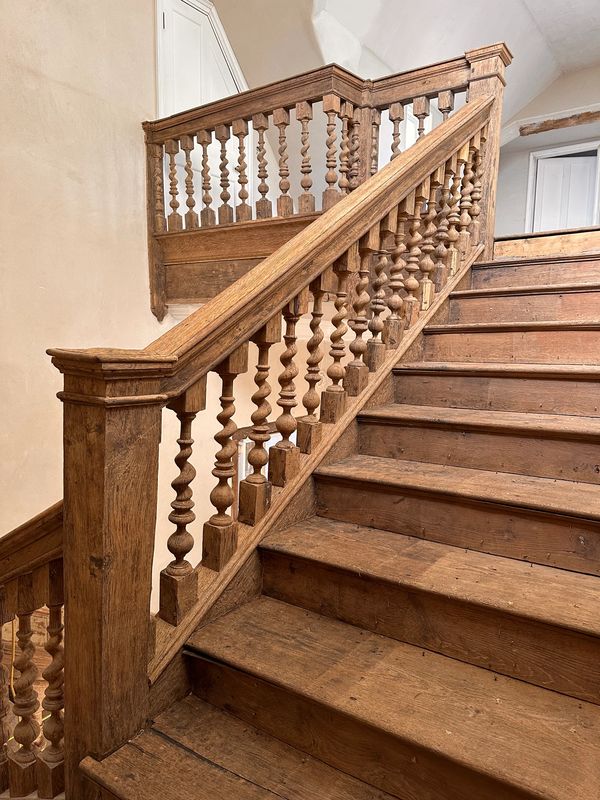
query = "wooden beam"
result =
(520, 110, 600, 137)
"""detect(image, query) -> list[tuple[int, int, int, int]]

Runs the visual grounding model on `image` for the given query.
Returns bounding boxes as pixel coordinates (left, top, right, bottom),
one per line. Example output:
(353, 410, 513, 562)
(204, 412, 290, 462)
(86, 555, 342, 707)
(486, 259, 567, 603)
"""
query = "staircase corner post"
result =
(144, 122, 168, 322)
(465, 42, 513, 260)
(354, 81, 376, 187)
(48, 346, 175, 799)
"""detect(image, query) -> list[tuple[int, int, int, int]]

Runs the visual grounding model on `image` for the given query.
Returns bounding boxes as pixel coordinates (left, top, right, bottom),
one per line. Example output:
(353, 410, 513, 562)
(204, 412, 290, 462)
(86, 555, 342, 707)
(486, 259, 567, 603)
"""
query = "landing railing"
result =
(144, 44, 511, 319)
(5, 43, 510, 799)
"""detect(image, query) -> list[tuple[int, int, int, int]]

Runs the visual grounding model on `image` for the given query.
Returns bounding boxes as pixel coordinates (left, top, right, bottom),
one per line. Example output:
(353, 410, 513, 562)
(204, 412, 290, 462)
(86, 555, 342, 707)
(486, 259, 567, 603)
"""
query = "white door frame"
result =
(155, 0, 248, 117)
(524, 140, 600, 233)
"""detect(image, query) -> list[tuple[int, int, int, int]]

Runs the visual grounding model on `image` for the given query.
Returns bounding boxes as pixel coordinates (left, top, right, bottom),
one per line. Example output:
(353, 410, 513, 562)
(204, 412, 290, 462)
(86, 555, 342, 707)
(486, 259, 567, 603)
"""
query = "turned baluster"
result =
(420, 175, 439, 310)
(297, 276, 326, 453)
(348, 107, 361, 190)
(238, 316, 281, 525)
(371, 109, 381, 176)
(233, 118, 252, 222)
(203, 345, 248, 571)
(470, 130, 485, 245)
(321, 251, 355, 421)
(273, 108, 293, 217)
(446, 153, 461, 276)
(269, 290, 308, 486)
(366, 221, 392, 372)
(404, 189, 423, 327)
(215, 124, 234, 225)
(0, 612, 9, 792)
(413, 96, 430, 138)
(149, 143, 166, 233)
(8, 578, 40, 797)
(37, 560, 65, 799)
(165, 139, 183, 231)
(253, 112, 272, 218)
(384, 205, 409, 348)
(198, 129, 216, 227)
(339, 101, 353, 194)
(389, 102, 404, 160)
(179, 135, 199, 230)
(345, 228, 378, 395)
(160, 379, 206, 624)
(433, 162, 451, 289)
(437, 89, 455, 121)
(323, 94, 342, 210)
(295, 101, 315, 213)
(458, 140, 475, 255)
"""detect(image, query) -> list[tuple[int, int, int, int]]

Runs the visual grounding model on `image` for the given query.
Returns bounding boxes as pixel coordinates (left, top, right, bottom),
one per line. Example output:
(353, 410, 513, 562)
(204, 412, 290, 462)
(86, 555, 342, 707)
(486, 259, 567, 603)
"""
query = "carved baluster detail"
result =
(446, 153, 461, 276)
(348, 107, 361, 190)
(198, 129, 216, 227)
(298, 277, 326, 453)
(165, 139, 183, 232)
(0, 609, 9, 792)
(366, 218, 392, 372)
(215, 124, 233, 225)
(458, 140, 474, 255)
(160, 379, 206, 625)
(434, 162, 451, 289)
(420, 175, 439, 310)
(233, 118, 252, 222)
(37, 560, 65, 799)
(404, 189, 423, 326)
(339, 101, 353, 194)
(413, 96, 430, 138)
(345, 227, 378, 395)
(321, 251, 354, 421)
(149, 143, 166, 233)
(389, 102, 404, 160)
(384, 205, 409, 348)
(273, 108, 293, 217)
(470, 130, 484, 245)
(203, 345, 249, 572)
(322, 94, 342, 210)
(179, 135, 199, 230)
(270, 290, 309, 486)
(238, 316, 281, 525)
(253, 112, 272, 218)
(437, 89, 455, 121)
(296, 101, 315, 213)
(371, 109, 381, 175)
(8, 577, 40, 797)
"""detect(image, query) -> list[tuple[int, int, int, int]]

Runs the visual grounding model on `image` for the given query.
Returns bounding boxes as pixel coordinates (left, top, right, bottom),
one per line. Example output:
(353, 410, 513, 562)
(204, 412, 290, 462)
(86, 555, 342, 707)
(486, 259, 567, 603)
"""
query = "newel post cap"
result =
(465, 42, 513, 68)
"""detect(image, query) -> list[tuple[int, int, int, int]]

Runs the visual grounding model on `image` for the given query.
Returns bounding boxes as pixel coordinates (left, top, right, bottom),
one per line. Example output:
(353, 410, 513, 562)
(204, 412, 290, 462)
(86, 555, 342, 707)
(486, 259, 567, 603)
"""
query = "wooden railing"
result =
(0, 504, 64, 798)
(144, 43, 512, 319)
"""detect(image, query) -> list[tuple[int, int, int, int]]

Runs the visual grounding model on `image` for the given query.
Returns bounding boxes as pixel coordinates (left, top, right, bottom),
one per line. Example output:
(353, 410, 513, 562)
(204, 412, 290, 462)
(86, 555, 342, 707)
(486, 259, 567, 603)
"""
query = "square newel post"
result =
(48, 347, 175, 800)
(465, 43, 513, 260)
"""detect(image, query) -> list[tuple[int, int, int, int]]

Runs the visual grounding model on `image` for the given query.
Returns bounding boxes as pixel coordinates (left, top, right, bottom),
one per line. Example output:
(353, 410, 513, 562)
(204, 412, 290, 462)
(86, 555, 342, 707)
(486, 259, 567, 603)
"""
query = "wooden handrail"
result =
(0, 501, 63, 586)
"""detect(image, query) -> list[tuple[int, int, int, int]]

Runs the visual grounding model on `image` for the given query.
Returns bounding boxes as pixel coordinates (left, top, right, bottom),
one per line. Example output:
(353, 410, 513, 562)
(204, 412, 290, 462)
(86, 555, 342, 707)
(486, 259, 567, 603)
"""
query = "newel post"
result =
(465, 43, 513, 260)
(48, 347, 175, 799)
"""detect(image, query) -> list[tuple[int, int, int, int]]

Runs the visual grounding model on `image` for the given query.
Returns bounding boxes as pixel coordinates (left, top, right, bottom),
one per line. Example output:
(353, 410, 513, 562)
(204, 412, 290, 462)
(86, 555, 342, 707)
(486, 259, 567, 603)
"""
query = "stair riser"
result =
(471, 260, 600, 289)
(394, 373, 600, 416)
(261, 549, 600, 704)
(424, 330, 600, 364)
(358, 421, 600, 484)
(189, 657, 534, 800)
(315, 478, 600, 575)
(449, 290, 600, 323)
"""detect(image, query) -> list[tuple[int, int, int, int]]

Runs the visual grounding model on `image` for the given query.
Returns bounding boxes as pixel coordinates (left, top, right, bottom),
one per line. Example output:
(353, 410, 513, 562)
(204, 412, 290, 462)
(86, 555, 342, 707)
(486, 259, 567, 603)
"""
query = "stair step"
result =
(448, 283, 600, 323)
(471, 254, 600, 289)
(261, 518, 600, 702)
(423, 321, 600, 364)
(314, 455, 600, 574)
(185, 597, 600, 800)
(357, 403, 600, 483)
(393, 362, 600, 415)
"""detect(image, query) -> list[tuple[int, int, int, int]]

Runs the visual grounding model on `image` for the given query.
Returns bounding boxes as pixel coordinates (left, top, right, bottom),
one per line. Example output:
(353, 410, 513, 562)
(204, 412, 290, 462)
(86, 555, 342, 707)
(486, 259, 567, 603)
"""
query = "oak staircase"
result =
(2, 41, 600, 800)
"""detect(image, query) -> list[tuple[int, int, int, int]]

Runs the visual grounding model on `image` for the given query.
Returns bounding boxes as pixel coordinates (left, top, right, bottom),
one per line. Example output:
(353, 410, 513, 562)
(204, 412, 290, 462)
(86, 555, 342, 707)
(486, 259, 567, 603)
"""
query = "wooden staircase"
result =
(81, 251, 600, 799)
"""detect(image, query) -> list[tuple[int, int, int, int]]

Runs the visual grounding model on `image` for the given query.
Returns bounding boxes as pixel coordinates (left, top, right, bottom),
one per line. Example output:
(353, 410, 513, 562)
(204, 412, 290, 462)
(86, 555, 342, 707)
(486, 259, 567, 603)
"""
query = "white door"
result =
(532, 151, 599, 232)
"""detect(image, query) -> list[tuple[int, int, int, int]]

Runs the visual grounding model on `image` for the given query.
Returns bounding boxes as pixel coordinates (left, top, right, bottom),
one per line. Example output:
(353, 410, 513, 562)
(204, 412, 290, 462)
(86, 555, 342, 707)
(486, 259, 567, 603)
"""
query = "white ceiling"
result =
(522, 0, 600, 71)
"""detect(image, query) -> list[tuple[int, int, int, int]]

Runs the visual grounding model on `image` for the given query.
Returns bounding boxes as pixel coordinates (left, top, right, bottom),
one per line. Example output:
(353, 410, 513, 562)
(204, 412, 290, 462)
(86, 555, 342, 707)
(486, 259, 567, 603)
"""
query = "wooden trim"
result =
(520, 110, 600, 137)
(494, 229, 600, 261)
(371, 58, 470, 106)
(0, 503, 63, 586)
(495, 225, 600, 242)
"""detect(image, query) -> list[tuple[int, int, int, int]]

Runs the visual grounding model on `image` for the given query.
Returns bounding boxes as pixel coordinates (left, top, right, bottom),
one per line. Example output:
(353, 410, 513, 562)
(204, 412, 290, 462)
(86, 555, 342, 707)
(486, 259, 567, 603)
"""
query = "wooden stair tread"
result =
(474, 253, 600, 269)
(452, 281, 600, 298)
(394, 361, 600, 378)
(82, 697, 394, 800)
(315, 454, 600, 521)
(359, 403, 600, 438)
(425, 320, 600, 333)
(186, 597, 600, 800)
(261, 518, 600, 638)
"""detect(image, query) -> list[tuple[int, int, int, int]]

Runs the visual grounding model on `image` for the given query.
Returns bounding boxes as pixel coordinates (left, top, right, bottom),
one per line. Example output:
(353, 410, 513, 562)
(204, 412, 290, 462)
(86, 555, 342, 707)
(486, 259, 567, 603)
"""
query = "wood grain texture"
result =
(0, 503, 62, 586)
(472, 254, 600, 288)
(449, 283, 600, 322)
(493, 231, 600, 261)
(520, 110, 600, 136)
